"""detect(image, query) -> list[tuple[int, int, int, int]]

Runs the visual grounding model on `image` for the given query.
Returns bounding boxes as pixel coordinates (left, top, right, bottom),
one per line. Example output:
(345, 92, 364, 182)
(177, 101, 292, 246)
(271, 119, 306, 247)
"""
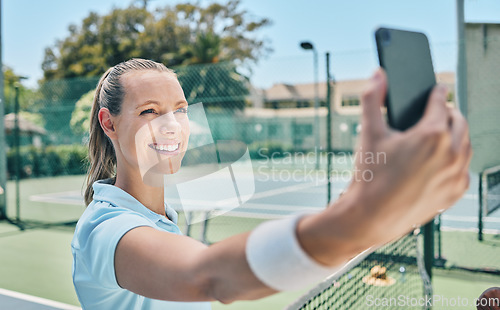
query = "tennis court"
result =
(0, 157, 500, 310)
(26, 167, 500, 233)
(2, 160, 500, 310)
(0, 288, 79, 310)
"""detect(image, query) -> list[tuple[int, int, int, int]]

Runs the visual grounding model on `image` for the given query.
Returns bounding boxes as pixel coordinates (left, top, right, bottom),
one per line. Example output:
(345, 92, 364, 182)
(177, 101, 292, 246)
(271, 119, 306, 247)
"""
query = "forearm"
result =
(196, 232, 278, 304)
(198, 190, 375, 303)
(296, 188, 377, 267)
(116, 193, 376, 304)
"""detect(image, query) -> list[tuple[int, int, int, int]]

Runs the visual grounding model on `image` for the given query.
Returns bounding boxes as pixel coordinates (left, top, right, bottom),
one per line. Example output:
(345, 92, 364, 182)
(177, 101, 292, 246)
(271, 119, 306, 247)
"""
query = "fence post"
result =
(456, 0, 468, 119)
(478, 172, 483, 241)
(435, 215, 446, 267)
(0, 0, 7, 221)
(326, 52, 332, 204)
(423, 220, 434, 280)
(14, 85, 21, 223)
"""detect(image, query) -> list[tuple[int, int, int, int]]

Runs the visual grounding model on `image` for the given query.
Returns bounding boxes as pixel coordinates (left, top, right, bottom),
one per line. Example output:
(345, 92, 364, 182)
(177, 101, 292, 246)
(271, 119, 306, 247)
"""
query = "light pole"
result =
(0, 0, 6, 221)
(300, 41, 320, 169)
(13, 76, 27, 229)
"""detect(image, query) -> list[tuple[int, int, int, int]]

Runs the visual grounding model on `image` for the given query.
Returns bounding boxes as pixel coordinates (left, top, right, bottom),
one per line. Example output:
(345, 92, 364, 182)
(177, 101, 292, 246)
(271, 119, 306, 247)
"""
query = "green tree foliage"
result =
(70, 89, 94, 136)
(42, 1, 271, 79)
(176, 62, 249, 111)
(42, 1, 270, 143)
(3, 66, 41, 115)
(36, 76, 100, 145)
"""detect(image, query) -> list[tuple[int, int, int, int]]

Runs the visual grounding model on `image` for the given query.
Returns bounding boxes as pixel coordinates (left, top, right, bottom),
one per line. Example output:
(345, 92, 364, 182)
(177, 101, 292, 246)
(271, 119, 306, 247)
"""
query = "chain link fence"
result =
(5, 32, 500, 289)
(5, 60, 336, 232)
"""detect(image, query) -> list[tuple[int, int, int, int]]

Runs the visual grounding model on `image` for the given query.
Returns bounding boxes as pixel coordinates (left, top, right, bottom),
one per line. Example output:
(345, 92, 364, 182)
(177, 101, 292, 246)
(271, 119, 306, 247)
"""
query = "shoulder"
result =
(71, 200, 156, 289)
(72, 200, 154, 251)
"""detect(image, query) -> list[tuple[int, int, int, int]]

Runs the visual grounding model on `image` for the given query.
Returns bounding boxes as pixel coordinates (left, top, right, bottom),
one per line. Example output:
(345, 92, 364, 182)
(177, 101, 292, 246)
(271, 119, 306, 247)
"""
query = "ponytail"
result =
(84, 68, 116, 206)
(83, 59, 175, 206)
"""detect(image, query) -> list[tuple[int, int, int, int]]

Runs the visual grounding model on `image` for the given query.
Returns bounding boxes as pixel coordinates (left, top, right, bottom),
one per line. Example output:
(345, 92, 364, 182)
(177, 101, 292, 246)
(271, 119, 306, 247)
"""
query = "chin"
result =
(152, 156, 184, 175)
(140, 156, 184, 187)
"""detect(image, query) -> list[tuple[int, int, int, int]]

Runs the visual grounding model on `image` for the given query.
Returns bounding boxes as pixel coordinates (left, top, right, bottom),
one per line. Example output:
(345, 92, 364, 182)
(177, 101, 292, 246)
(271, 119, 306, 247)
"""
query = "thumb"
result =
(415, 84, 448, 132)
(360, 69, 388, 140)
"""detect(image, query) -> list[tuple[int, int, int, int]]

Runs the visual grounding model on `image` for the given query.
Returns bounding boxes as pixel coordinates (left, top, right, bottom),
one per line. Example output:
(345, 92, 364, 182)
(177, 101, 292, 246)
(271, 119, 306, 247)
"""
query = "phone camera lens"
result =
(380, 29, 391, 46)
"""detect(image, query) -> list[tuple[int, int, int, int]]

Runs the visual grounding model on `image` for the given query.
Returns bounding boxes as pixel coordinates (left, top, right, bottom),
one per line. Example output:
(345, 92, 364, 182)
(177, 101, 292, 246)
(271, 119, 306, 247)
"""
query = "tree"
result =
(42, 1, 271, 79)
(177, 61, 250, 111)
(172, 1, 272, 66)
(3, 66, 39, 114)
(42, 8, 149, 79)
(42, 1, 270, 142)
(70, 89, 94, 136)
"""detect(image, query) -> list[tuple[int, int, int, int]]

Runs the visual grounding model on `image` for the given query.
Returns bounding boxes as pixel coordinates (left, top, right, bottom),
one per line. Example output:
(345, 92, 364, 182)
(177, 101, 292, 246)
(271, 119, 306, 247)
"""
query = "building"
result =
(4, 113, 46, 148)
(465, 23, 500, 173)
(248, 72, 455, 152)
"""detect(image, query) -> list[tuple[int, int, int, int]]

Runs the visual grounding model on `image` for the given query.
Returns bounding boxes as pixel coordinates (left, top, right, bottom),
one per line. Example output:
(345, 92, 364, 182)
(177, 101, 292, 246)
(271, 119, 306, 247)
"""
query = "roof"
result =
(264, 82, 328, 101)
(4, 113, 47, 135)
(263, 72, 455, 102)
(245, 107, 328, 118)
(436, 72, 455, 85)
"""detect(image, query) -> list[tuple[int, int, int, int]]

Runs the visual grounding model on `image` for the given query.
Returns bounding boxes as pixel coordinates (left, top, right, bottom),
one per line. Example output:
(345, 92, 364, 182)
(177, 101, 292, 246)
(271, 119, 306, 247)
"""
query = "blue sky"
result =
(3, 0, 500, 88)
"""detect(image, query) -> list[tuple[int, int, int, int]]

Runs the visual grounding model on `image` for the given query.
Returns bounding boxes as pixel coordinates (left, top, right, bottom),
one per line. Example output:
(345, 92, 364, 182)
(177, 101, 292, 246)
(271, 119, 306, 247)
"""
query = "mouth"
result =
(148, 142, 181, 155)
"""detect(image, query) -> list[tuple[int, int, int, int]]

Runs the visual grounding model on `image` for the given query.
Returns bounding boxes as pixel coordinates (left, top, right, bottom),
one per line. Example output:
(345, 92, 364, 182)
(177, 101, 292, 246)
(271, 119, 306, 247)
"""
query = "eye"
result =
(140, 108, 157, 115)
(174, 107, 188, 114)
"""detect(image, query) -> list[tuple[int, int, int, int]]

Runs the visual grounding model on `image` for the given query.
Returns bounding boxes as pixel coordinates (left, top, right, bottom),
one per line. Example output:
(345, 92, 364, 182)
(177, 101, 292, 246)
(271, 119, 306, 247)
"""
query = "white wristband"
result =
(245, 214, 342, 291)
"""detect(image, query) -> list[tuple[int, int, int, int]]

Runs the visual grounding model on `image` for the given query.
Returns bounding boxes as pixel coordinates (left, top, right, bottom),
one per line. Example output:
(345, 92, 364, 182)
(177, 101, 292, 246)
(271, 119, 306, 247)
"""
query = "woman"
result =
(72, 58, 471, 309)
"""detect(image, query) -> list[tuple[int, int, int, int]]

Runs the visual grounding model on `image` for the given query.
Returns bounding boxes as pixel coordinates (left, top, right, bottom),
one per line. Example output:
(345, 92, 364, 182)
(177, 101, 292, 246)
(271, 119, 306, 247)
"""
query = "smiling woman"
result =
(71, 58, 471, 310)
(73, 59, 212, 309)
(107, 69, 191, 188)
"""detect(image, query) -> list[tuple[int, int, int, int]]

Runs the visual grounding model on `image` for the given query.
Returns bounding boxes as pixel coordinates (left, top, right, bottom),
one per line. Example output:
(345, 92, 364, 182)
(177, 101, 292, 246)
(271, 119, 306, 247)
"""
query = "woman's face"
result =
(111, 70, 190, 181)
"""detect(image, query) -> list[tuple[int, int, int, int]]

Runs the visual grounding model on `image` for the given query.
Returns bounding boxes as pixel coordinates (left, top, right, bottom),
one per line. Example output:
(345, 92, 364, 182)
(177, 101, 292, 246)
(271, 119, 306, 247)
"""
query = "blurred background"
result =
(0, 0, 499, 309)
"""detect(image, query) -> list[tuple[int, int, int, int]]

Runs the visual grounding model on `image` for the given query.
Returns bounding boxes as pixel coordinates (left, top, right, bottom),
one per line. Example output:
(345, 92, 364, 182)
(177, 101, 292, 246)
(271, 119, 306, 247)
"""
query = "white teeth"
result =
(152, 143, 179, 152)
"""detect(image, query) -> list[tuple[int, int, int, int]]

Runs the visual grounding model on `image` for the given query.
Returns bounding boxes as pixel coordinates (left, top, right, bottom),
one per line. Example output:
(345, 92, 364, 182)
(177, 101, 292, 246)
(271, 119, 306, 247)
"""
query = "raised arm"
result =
(115, 69, 471, 304)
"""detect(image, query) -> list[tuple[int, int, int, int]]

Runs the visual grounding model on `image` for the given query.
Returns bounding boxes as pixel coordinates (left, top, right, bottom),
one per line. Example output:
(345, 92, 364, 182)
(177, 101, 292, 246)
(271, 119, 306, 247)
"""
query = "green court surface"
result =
(5, 175, 87, 224)
(1, 175, 499, 309)
(1, 218, 499, 309)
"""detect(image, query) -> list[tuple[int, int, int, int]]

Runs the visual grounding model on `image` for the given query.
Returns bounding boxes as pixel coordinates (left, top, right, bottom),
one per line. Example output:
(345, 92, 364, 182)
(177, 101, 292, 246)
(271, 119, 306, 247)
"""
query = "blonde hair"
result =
(84, 58, 175, 205)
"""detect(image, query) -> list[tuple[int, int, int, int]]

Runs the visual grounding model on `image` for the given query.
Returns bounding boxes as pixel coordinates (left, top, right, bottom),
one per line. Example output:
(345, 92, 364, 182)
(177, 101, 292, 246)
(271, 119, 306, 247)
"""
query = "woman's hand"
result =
(348, 68, 471, 246)
(297, 69, 471, 266)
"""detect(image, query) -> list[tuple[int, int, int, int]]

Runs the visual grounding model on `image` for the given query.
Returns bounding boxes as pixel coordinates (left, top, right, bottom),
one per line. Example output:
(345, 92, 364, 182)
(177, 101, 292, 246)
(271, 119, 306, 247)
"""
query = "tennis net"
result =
(287, 231, 431, 310)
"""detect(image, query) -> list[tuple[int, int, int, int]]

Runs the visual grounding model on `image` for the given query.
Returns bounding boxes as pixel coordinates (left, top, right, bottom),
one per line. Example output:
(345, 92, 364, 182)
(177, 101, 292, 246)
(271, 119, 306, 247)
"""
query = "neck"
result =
(114, 164, 166, 217)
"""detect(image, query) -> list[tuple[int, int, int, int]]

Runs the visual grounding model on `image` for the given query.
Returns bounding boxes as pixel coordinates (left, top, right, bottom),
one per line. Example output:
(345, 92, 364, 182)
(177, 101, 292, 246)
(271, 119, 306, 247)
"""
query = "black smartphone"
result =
(375, 27, 436, 131)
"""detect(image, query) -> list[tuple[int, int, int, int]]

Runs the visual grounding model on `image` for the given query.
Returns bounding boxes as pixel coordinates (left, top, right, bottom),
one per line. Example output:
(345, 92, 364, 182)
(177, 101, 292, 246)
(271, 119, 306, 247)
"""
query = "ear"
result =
(98, 108, 117, 139)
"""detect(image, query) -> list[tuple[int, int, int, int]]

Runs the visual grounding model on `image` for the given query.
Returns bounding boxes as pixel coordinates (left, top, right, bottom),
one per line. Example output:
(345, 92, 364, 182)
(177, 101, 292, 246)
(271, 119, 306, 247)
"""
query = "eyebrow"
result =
(136, 100, 188, 110)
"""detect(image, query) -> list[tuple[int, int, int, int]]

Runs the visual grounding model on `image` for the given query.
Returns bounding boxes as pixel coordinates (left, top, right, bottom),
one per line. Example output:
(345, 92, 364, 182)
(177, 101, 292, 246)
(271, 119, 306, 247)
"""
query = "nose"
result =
(159, 113, 181, 136)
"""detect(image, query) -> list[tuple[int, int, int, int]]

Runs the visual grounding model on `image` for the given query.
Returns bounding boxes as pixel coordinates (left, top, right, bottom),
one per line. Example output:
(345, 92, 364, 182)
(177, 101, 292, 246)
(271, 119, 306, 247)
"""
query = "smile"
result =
(149, 143, 180, 153)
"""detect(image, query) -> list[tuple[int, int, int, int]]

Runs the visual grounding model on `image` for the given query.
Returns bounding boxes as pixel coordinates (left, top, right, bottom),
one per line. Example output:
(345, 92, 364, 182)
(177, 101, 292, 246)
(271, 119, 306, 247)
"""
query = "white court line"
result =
(30, 180, 324, 208)
(223, 211, 283, 219)
(463, 193, 478, 199)
(442, 215, 500, 223)
(169, 200, 323, 213)
(169, 181, 328, 210)
(30, 191, 84, 206)
(0, 288, 81, 310)
(440, 226, 500, 234)
(236, 202, 322, 212)
(250, 181, 325, 200)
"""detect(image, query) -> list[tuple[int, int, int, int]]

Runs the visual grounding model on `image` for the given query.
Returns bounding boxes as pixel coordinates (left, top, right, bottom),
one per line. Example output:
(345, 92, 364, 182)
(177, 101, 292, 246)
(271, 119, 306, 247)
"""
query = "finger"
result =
(448, 108, 472, 179)
(448, 108, 469, 152)
(460, 144, 473, 191)
(416, 84, 449, 132)
(360, 69, 388, 140)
